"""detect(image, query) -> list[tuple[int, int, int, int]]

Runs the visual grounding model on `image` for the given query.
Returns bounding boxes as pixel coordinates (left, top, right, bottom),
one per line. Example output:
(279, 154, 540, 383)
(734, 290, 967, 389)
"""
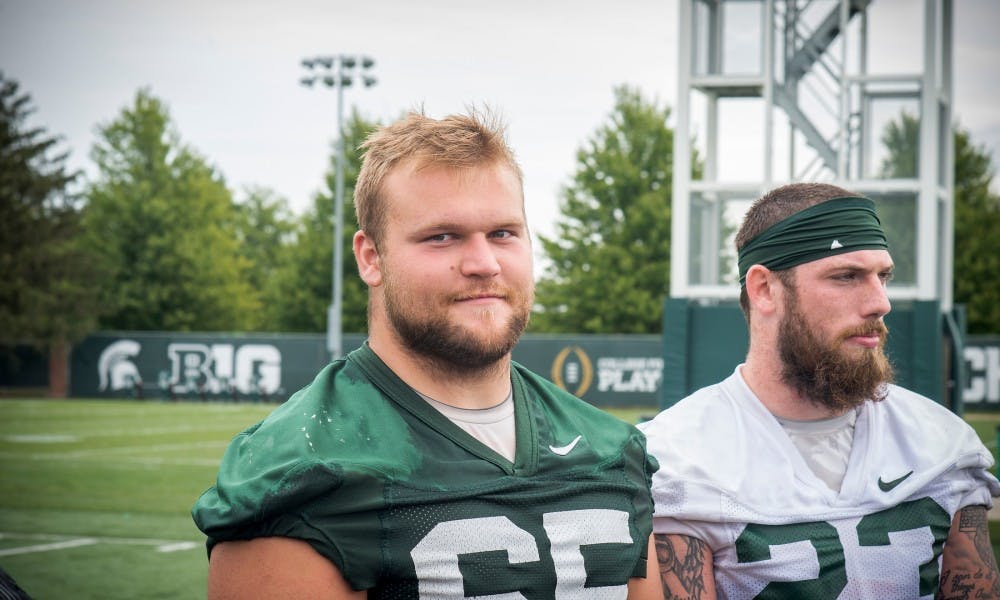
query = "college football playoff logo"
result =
(551, 346, 593, 397)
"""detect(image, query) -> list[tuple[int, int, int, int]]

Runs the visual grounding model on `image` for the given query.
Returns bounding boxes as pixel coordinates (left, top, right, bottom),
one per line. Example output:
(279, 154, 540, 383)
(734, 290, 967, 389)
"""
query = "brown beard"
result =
(383, 277, 532, 376)
(778, 287, 894, 412)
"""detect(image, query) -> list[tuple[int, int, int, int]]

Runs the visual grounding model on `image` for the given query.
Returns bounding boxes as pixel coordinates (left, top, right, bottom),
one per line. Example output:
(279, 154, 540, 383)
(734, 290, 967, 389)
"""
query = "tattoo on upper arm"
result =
(937, 505, 1000, 600)
(655, 533, 709, 600)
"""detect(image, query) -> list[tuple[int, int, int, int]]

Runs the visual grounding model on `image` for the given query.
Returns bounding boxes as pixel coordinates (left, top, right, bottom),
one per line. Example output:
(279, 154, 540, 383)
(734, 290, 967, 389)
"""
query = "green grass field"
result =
(0, 399, 275, 599)
(0, 399, 997, 599)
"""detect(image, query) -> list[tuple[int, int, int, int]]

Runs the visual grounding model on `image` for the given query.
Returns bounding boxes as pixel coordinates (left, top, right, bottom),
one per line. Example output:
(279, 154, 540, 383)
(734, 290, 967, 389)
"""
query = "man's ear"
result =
(353, 230, 382, 287)
(744, 265, 782, 316)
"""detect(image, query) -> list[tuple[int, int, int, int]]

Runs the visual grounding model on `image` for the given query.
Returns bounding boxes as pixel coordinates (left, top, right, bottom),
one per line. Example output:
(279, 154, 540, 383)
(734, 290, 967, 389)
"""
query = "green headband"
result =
(737, 196, 888, 285)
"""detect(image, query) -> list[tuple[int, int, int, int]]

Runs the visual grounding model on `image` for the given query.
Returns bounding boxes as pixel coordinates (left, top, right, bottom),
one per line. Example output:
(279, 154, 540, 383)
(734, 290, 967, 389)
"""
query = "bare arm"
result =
(208, 537, 366, 600)
(654, 533, 716, 600)
(627, 535, 666, 599)
(937, 505, 1000, 600)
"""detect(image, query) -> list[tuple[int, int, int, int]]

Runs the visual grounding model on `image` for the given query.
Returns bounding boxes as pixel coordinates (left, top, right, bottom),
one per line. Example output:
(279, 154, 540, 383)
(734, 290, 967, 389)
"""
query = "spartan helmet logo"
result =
(98, 339, 142, 391)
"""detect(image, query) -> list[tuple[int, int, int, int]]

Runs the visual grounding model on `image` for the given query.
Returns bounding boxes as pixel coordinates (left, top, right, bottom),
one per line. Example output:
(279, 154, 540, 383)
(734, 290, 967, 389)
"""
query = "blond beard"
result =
(381, 273, 532, 376)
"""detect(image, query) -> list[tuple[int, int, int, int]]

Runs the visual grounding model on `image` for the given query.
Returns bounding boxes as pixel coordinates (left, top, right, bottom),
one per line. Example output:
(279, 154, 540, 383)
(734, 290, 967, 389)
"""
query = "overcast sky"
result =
(2, 0, 998, 243)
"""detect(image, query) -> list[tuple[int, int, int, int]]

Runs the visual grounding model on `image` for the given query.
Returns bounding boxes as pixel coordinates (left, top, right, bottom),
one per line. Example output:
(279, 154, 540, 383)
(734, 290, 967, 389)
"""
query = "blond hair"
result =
(354, 108, 524, 246)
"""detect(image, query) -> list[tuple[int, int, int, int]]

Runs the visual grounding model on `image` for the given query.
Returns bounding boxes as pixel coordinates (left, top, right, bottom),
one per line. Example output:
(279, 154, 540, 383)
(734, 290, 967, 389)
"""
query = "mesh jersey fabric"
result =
(192, 343, 657, 598)
(638, 365, 1000, 600)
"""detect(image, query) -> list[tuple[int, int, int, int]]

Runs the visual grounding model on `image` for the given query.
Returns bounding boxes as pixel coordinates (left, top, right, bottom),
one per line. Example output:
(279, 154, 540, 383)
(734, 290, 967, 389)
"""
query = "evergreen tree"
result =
(0, 73, 100, 347)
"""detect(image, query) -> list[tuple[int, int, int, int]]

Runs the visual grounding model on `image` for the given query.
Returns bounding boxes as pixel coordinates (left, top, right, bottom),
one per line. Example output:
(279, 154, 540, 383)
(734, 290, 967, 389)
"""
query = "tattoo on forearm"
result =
(958, 507, 996, 572)
(655, 534, 709, 600)
(937, 506, 1000, 600)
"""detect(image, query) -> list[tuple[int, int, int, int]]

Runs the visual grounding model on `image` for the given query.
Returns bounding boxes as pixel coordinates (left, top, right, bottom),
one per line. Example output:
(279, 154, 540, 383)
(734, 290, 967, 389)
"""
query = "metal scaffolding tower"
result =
(663, 0, 964, 409)
(670, 0, 954, 307)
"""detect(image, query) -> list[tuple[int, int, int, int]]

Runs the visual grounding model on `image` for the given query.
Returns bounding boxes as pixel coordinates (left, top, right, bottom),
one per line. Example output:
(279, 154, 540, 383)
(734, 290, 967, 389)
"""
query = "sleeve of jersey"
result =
(946, 409, 1000, 510)
(949, 423, 1000, 510)
(191, 434, 389, 589)
(876, 386, 1000, 511)
(637, 389, 740, 551)
(191, 363, 410, 591)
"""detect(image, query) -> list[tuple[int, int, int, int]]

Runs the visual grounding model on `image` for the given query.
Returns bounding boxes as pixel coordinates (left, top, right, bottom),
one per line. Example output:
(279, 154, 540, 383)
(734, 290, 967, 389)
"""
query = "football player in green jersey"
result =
(641, 183, 1000, 599)
(192, 109, 661, 599)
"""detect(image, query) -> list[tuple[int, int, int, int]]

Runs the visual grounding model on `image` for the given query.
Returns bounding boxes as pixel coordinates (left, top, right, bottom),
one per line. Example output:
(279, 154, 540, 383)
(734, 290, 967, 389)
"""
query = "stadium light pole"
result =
(300, 54, 377, 361)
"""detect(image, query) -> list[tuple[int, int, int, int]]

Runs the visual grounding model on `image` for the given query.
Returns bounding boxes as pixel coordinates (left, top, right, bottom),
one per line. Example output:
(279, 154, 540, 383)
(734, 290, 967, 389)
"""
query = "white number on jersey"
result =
(411, 509, 633, 599)
(735, 498, 950, 598)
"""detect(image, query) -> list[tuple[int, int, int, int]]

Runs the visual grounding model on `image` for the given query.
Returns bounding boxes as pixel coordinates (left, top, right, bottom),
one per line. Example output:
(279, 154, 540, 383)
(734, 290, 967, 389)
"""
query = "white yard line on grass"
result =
(155, 541, 200, 553)
(0, 532, 201, 555)
(0, 452, 223, 467)
(0, 537, 97, 557)
(3, 423, 241, 441)
(0, 438, 228, 466)
(44, 440, 227, 457)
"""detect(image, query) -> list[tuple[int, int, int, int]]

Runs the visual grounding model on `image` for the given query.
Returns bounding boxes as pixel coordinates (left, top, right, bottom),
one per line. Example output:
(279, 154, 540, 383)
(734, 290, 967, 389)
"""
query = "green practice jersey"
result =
(193, 343, 657, 598)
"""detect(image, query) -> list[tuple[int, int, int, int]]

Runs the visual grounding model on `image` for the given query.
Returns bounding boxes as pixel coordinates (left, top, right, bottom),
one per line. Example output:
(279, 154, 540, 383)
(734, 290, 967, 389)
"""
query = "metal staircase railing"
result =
(773, 0, 869, 176)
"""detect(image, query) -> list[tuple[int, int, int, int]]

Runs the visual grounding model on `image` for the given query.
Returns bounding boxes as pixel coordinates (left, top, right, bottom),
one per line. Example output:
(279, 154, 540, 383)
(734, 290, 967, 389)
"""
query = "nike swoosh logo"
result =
(549, 435, 582, 456)
(878, 471, 914, 492)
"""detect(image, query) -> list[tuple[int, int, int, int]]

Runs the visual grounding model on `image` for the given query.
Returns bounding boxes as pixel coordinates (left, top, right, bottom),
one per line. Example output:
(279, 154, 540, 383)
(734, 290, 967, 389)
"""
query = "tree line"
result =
(2, 73, 998, 362)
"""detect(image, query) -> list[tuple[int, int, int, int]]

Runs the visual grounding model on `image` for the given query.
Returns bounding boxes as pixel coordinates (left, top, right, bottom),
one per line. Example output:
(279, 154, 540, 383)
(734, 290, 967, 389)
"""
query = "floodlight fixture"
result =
(297, 53, 378, 361)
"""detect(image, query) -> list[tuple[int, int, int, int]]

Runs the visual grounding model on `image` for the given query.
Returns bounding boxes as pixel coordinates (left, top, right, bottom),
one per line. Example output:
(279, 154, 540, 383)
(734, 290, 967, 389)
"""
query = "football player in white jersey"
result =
(639, 183, 1000, 599)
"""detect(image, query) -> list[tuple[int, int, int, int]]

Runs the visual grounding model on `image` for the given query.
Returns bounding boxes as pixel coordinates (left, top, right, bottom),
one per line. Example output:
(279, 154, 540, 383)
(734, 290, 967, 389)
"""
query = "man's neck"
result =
(368, 334, 512, 410)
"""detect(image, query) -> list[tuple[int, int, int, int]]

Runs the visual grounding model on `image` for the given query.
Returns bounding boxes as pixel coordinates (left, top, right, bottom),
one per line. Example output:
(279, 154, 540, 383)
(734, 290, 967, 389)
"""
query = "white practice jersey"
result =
(639, 366, 1000, 600)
